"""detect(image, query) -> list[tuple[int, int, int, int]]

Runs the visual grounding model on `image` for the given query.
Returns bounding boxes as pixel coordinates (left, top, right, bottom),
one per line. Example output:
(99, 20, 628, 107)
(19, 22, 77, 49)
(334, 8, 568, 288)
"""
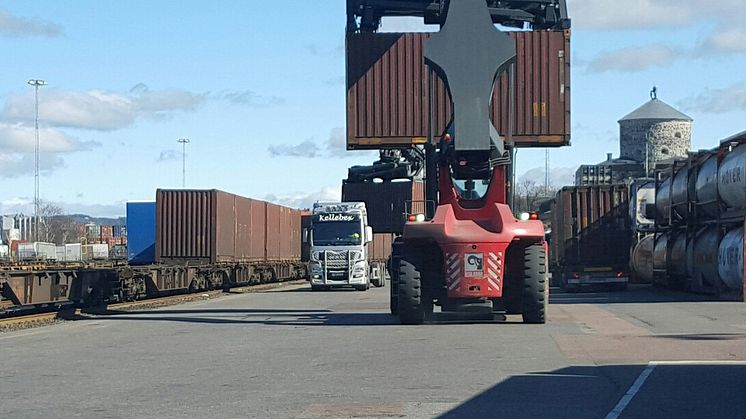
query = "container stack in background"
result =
(633, 130, 746, 300)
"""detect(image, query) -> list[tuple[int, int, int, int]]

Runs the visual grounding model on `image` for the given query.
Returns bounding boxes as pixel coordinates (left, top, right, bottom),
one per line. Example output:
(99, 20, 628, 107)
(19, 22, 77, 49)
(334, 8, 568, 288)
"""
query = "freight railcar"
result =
(104, 189, 306, 301)
(0, 189, 307, 314)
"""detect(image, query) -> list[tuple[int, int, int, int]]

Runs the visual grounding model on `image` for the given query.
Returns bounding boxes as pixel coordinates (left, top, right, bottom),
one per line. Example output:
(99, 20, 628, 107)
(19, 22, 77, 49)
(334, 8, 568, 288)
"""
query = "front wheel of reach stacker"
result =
(397, 254, 430, 325)
(522, 243, 548, 324)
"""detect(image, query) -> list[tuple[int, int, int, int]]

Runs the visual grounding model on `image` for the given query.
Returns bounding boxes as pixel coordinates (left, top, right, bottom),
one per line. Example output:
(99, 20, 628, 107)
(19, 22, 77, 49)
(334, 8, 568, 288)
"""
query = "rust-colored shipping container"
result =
(342, 180, 425, 234)
(301, 212, 312, 263)
(279, 207, 301, 260)
(369, 233, 394, 262)
(550, 185, 631, 282)
(346, 30, 570, 149)
(250, 200, 267, 260)
(156, 189, 300, 264)
(265, 202, 281, 260)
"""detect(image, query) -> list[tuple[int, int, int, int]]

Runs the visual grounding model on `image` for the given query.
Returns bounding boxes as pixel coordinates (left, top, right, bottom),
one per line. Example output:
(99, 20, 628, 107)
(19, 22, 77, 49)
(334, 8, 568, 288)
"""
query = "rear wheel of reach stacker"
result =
(522, 243, 547, 324)
(397, 252, 432, 325)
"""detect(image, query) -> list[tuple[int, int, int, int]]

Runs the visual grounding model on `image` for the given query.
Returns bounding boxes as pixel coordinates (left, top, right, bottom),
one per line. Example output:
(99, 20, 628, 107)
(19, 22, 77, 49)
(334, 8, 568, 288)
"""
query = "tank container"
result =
(718, 227, 744, 291)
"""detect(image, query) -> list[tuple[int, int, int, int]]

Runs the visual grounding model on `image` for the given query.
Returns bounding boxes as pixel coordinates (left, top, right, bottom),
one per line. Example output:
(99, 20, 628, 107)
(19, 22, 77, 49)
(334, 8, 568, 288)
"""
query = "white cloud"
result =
(0, 123, 95, 153)
(699, 28, 746, 55)
(265, 186, 341, 210)
(0, 197, 125, 217)
(268, 139, 320, 158)
(268, 128, 368, 159)
(0, 9, 63, 38)
(679, 83, 746, 114)
(567, 0, 744, 30)
(157, 149, 180, 162)
(568, 0, 692, 30)
(1, 84, 205, 131)
(586, 44, 682, 73)
(220, 90, 285, 107)
(0, 152, 65, 178)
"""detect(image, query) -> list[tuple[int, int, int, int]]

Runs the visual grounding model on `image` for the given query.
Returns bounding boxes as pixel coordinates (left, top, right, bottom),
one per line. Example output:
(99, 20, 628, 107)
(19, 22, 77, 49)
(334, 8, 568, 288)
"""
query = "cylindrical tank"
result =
(631, 234, 654, 283)
(653, 233, 668, 285)
(695, 155, 719, 218)
(718, 144, 746, 210)
(689, 226, 720, 290)
(718, 227, 744, 292)
(668, 231, 688, 278)
(655, 178, 671, 226)
(671, 168, 689, 220)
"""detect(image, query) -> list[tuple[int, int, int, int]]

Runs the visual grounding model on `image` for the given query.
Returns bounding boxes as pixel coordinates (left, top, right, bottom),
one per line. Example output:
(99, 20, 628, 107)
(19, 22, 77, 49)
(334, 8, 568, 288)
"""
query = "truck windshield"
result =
(312, 222, 362, 246)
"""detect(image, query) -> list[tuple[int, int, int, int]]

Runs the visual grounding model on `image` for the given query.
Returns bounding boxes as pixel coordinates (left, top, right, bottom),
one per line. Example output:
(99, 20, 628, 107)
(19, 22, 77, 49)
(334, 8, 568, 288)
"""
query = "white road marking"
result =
(654, 360, 746, 366)
(604, 360, 746, 419)
(605, 361, 657, 419)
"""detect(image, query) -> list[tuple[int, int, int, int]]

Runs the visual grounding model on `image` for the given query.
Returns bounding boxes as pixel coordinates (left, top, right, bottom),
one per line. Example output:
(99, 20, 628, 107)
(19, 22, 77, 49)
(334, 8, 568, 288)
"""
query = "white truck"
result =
(306, 202, 388, 291)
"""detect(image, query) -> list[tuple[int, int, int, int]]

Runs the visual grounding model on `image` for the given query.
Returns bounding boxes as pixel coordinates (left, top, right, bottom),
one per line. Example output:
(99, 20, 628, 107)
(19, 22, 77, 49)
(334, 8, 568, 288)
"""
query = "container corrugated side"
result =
(127, 201, 156, 265)
(157, 189, 214, 263)
(550, 185, 631, 269)
(346, 30, 570, 149)
(158, 189, 297, 264)
(265, 202, 281, 260)
(368, 233, 394, 262)
(342, 180, 425, 234)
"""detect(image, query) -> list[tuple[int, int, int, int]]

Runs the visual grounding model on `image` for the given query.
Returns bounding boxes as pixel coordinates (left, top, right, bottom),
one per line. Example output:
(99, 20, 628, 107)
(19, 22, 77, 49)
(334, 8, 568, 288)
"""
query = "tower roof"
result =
(619, 98, 693, 122)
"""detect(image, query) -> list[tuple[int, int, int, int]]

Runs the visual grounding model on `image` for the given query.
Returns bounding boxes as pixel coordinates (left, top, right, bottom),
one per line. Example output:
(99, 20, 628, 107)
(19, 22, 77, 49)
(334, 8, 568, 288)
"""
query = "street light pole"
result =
(27, 79, 46, 241)
(177, 138, 190, 188)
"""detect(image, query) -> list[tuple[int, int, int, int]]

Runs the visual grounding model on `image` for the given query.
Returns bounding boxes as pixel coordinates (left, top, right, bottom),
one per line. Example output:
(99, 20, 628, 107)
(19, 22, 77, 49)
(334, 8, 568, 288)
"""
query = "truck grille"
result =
(324, 251, 350, 269)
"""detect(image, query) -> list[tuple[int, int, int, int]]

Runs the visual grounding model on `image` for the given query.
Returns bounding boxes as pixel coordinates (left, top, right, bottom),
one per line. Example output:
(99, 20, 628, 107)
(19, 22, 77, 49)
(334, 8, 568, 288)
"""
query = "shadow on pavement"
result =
(271, 286, 372, 293)
(549, 284, 731, 305)
(82, 308, 528, 326)
(437, 364, 746, 419)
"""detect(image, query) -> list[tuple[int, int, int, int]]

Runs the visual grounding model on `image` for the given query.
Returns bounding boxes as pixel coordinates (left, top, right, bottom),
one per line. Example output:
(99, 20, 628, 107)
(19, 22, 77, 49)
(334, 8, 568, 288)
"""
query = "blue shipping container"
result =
(126, 201, 156, 265)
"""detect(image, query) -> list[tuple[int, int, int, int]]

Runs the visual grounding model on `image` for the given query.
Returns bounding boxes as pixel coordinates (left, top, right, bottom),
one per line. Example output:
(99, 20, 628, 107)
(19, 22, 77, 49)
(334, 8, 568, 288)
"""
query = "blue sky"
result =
(0, 1, 744, 216)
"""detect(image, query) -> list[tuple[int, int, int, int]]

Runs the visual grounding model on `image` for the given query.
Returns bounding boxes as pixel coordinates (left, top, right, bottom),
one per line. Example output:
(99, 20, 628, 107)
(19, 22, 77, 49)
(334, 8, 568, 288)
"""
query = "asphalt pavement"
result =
(2, 283, 746, 418)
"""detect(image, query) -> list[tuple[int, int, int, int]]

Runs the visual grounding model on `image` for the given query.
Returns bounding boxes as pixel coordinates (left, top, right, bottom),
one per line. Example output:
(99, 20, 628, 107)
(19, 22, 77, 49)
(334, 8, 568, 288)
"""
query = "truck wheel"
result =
(522, 244, 547, 324)
(397, 256, 428, 325)
(355, 283, 369, 291)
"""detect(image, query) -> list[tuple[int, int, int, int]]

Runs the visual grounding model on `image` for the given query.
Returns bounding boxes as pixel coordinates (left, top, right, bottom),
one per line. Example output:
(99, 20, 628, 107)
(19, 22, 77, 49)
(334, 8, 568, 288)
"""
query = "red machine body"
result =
(404, 164, 544, 300)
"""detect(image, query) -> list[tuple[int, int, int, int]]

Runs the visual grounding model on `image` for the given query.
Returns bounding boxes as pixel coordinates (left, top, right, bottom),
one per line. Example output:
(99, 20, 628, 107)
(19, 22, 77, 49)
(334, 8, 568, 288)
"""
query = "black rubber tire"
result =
(397, 257, 427, 325)
(522, 244, 548, 324)
(355, 283, 369, 291)
(372, 276, 385, 288)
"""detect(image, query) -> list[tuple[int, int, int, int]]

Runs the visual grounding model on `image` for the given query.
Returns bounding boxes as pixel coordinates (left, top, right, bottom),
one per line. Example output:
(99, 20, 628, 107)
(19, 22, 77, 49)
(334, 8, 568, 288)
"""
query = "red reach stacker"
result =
(345, 0, 571, 324)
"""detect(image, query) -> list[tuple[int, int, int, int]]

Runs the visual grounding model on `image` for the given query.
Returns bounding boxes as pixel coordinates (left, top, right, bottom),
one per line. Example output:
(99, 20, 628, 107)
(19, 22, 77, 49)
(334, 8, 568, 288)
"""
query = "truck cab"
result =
(306, 202, 374, 291)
